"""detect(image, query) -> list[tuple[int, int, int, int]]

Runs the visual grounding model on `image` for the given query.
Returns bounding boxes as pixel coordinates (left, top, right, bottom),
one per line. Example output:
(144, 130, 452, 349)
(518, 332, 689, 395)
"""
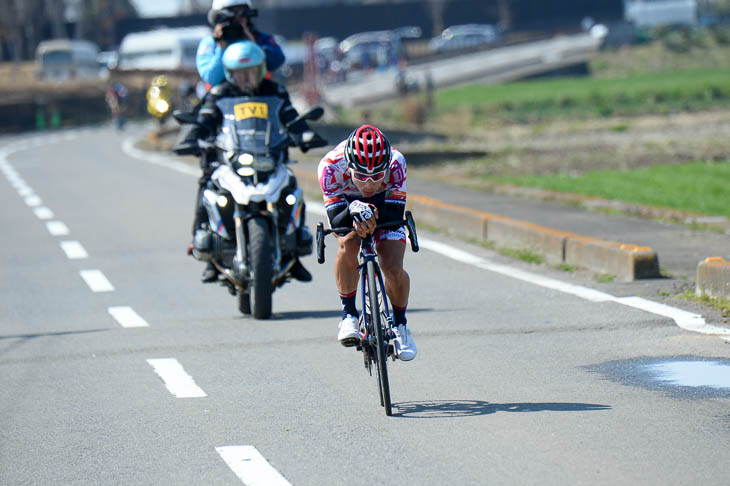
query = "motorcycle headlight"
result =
(235, 154, 275, 173)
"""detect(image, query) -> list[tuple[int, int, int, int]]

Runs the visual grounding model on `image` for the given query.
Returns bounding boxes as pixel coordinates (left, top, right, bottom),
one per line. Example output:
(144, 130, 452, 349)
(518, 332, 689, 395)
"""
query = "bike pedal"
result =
(340, 337, 359, 348)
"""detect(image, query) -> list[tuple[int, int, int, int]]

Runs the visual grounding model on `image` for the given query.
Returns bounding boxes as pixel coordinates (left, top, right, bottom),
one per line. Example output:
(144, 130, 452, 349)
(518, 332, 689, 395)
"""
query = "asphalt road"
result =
(1, 125, 730, 485)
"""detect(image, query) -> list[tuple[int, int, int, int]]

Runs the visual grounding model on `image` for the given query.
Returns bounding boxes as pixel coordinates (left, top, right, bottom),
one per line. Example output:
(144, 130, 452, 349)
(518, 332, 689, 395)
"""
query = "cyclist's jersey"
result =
(318, 139, 407, 241)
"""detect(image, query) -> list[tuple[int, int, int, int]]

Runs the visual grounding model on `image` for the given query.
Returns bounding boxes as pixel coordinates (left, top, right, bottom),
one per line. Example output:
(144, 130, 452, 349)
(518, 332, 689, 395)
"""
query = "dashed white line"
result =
(24, 195, 42, 207)
(46, 220, 70, 236)
(79, 269, 115, 293)
(146, 358, 207, 398)
(216, 446, 292, 486)
(108, 306, 149, 328)
(33, 207, 54, 220)
(60, 240, 89, 259)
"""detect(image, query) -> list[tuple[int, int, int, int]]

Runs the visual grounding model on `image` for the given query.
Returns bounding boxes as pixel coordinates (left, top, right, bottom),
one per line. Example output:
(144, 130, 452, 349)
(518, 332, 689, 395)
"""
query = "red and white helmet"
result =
(344, 125, 392, 175)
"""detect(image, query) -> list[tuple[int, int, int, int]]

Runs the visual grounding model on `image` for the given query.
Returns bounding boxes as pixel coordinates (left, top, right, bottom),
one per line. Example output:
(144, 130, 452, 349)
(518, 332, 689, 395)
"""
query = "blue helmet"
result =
(222, 41, 267, 84)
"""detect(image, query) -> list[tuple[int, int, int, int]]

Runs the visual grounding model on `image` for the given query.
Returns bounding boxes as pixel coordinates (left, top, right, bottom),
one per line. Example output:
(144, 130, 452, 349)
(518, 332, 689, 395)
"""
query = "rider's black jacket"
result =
(196, 79, 319, 150)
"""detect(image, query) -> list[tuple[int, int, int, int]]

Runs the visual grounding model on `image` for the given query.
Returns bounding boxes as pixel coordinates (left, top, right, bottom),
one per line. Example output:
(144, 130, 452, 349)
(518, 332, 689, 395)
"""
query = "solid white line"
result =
(305, 201, 728, 335)
(79, 269, 115, 293)
(216, 446, 292, 486)
(60, 240, 89, 259)
(46, 221, 70, 236)
(108, 306, 149, 328)
(121, 137, 199, 177)
(146, 358, 207, 398)
(122, 145, 725, 338)
(33, 207, 54, 220)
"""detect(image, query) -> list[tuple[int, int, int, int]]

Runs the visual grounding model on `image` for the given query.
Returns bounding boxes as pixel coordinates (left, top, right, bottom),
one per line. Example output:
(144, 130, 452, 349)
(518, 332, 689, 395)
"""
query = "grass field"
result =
(434, 67, 730, 123)
(492, 160, 730, 217)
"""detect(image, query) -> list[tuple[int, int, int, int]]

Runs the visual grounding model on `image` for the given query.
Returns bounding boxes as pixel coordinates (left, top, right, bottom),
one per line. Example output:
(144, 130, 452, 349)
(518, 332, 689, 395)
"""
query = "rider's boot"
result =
(290, 258, 312, 282)
(201, 261, 219, 283)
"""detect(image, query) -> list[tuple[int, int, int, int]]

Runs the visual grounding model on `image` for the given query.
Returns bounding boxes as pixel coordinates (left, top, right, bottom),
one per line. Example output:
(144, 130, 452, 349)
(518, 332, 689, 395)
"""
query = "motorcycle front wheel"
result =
(247, 216, 273, 319)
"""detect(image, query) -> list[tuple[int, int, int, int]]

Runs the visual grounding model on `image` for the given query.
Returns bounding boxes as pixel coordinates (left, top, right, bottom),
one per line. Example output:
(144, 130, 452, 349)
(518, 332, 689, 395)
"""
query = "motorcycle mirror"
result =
(173, 110, 198, 125)
(286, 106, 324, 129)
(304, 107, 324, 121)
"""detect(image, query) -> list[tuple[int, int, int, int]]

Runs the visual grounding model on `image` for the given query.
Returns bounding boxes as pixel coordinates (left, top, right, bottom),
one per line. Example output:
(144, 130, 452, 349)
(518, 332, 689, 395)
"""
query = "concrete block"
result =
(565, 237, 660, 282)
(406, 194, 488, 241)
(696, 257, 730, 300)
(486, 218, 566, 264)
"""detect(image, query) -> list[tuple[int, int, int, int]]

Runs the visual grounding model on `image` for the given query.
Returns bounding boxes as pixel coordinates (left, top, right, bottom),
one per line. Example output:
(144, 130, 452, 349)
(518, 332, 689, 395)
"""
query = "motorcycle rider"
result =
(173, 0, 284, 156)
(191, 40, 325, 282)
(317, 125, 417, 361)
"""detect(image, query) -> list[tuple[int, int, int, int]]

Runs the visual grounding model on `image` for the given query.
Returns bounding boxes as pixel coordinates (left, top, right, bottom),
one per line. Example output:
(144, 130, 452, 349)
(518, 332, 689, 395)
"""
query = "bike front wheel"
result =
(367, 260, 391, 416)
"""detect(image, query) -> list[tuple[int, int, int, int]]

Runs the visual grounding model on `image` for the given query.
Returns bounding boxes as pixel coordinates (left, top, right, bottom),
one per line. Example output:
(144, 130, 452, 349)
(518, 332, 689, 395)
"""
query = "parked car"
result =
(35, 39, 102, 82)
(429, 24, 502, 53)
(339, 30, 400, 70)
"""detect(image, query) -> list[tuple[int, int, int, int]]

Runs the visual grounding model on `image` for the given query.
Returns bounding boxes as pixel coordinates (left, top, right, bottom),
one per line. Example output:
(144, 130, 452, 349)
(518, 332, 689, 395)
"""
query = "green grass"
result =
(492, 161, 730, 218)
(435, 67, 730, 122)
(681, 291, 730, 317)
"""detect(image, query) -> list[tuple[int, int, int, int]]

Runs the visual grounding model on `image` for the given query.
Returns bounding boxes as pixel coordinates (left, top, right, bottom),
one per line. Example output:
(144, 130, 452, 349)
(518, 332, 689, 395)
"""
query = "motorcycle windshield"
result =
(215, 96, 288, 156)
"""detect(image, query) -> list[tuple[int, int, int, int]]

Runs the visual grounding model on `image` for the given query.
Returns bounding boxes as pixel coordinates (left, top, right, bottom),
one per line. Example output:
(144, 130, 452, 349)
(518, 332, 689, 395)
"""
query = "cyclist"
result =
(317, 125, 417, 361)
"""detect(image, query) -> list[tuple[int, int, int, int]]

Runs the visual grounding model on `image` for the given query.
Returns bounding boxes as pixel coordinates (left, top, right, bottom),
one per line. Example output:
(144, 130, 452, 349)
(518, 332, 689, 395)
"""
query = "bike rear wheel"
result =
(367, 260, 391, 416)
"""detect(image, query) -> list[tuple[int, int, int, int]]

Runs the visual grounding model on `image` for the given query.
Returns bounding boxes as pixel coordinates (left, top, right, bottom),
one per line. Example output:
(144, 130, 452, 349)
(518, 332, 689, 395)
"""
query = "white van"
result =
(35, 39, 101, 82)
(118, 26, 211, 71)
(625, 0, 697, 27)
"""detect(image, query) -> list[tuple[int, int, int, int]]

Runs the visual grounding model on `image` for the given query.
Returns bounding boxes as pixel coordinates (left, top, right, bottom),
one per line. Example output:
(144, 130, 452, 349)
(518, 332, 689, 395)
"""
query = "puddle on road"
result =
(588, 356, 730, 398)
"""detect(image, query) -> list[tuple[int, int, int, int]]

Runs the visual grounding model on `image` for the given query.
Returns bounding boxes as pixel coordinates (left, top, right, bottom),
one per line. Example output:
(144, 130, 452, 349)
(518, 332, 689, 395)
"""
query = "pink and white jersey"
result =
(317, 140, 407, 214)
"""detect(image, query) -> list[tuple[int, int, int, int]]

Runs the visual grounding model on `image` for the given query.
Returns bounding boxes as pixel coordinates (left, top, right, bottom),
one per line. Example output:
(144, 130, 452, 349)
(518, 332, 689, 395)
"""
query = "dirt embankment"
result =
(0, 63, 196, 133)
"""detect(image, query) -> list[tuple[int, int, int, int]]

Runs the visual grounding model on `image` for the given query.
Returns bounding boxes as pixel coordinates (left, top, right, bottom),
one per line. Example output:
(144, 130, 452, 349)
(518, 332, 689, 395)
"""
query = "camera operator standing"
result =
(174, 0, 285, 154)
(197, 0, 285, 87)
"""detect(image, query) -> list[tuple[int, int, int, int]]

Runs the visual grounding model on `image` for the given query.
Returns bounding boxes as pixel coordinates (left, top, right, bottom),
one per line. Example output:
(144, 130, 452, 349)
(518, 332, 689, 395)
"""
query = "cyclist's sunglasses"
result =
(351, 169, 386, 183)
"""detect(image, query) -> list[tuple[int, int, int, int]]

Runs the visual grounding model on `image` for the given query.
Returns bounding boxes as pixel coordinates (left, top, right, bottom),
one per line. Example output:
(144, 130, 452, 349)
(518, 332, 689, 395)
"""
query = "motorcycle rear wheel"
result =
(247, 217, 273, 319)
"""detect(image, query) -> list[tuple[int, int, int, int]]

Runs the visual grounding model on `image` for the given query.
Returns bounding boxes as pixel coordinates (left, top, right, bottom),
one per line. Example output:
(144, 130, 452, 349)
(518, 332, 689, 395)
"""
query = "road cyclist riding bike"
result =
(317, 125, 417, 361)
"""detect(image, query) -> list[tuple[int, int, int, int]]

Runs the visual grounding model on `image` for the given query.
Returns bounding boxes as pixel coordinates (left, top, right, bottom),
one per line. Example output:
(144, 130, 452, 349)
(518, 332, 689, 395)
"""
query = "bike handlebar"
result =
(316, 210, 419, 264)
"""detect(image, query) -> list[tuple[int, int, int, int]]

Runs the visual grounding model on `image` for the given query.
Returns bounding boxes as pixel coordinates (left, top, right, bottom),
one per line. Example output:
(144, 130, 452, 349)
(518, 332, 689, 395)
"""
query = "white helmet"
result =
(212, 0, 252, 9)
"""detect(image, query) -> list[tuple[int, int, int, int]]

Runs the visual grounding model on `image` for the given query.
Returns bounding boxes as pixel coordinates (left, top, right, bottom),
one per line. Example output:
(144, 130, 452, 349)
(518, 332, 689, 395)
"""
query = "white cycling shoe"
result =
(338, 315, 360, 347)
(392, 324, 417, 361)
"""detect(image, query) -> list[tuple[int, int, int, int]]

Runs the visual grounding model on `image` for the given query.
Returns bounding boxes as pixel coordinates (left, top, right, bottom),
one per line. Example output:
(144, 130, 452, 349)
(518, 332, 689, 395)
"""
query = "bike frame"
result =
(316, 211, 419, 417)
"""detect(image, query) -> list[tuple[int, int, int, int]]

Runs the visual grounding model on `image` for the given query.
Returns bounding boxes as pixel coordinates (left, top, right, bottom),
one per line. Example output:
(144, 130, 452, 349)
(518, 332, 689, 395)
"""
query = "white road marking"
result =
(146, 359, 207, 398)
(46, 220, 70, 236)
(16, 185, 34, 197)
(216, 446, 292, 486)
(24, 195, 42, 207)
(60, 240, 89, 259)
(120, 139, 727, 338)
(33, 207, 54, 220)
(108, 306, 149, 328)
(121, 137, 199, 177)
(79, 269, 115, 293)
(306, 201, 729, 335)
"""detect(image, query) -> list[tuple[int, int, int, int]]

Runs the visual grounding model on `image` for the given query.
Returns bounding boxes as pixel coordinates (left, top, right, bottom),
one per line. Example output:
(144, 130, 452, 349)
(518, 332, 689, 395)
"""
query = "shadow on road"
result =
(0, 328, 109, 360)
(392, 400, 611, 418)
(272, 307, 435, 321)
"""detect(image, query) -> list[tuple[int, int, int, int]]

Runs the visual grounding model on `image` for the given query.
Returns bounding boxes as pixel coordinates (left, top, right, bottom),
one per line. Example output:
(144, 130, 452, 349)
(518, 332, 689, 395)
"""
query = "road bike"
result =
(316, 211, 419, 416)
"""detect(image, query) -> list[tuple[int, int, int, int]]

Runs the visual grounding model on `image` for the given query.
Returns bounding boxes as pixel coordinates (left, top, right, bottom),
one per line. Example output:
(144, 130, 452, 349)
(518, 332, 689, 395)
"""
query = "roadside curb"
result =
(291, 167, 661, 282)
(697, 257, 730, 300)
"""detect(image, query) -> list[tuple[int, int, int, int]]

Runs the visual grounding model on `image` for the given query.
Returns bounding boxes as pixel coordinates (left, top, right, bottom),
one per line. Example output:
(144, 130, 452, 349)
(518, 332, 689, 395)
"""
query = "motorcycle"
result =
(176, 95, 325, 319)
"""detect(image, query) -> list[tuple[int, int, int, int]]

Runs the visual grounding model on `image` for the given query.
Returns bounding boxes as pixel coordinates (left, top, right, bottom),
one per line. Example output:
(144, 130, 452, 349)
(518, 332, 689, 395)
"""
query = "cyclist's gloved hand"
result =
(348, 200, 375, 223)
